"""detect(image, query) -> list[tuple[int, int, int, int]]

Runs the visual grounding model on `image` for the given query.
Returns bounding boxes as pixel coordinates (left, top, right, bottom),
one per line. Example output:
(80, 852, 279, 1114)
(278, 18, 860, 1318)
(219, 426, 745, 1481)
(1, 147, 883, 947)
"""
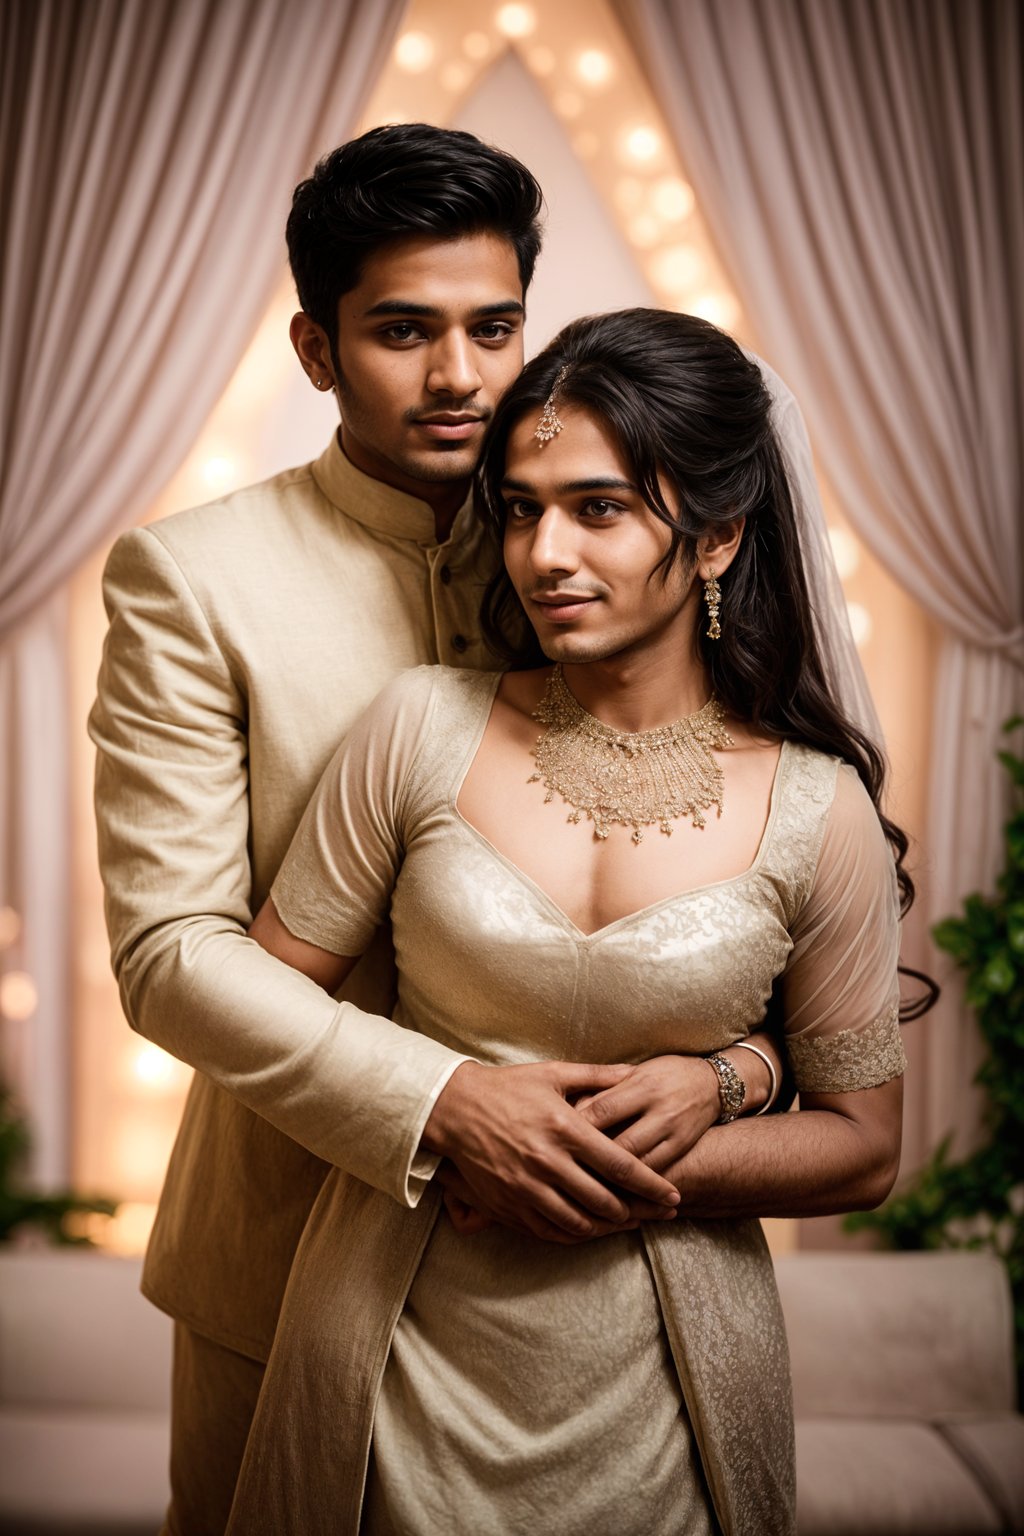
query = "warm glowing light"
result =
(687, 291, 741, 329)
(462, 30, 493, 60)
(440, 61, 472, 92)
(131, 1042, 184, 1090)
(573, 130, 600, 160)
(527, 45, 555, 75)
(554, 90, 583, 119)
(114, 1118, 176, 1187)
(651, 176, 695, 222)
(847, 601, 873, 648)
(614, 177, 646, 213)
(0, 907, 21, 949)
(0, 971, 37, 1021)
(201, 456, 236, 490)
(575, 48, 614, 86)
(829, 526, 861, 582)
(394, 30, 435, 73)
(219, 304, 294, 414)
(649, 244, 705, 291)
(495, 4, 536, 38)
(81, 1202, 158, 1256)
(622, 126, 662, 164)
(628, 215, 662, 249)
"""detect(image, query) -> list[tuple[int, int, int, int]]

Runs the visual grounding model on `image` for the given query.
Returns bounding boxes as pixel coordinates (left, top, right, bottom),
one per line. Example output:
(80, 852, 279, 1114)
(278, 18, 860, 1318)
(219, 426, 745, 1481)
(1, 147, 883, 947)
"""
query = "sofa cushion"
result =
(795, 1419, 1002, 1534)
(937, 1414, 1024, 1533)
(0, 1406, 169, 1533)
(776, 1251, 1015, 1418)
(0, 1251, 170, 1413)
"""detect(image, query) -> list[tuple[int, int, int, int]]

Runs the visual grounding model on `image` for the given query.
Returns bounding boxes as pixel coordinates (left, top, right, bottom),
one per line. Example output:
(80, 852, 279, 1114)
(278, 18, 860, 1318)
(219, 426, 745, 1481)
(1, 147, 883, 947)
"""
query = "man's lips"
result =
(412, 415, 485, 442)
(528, 593, 600, 623)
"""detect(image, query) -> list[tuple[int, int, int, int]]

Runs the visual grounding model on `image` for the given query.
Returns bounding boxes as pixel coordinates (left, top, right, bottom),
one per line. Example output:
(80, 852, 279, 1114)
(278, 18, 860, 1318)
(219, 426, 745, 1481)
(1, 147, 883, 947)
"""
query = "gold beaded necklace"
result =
(528, 665, 732, 844)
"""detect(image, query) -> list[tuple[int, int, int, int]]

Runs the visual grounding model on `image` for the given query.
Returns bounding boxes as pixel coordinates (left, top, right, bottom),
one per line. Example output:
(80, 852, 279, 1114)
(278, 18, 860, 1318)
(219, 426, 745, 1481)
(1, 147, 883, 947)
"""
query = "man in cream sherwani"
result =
(91, 123, 547, 1534)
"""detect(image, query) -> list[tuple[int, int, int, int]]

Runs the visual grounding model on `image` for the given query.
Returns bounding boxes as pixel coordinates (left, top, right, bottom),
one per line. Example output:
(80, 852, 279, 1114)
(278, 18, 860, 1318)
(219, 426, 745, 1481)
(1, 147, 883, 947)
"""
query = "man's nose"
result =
(427, 335, 483, 399)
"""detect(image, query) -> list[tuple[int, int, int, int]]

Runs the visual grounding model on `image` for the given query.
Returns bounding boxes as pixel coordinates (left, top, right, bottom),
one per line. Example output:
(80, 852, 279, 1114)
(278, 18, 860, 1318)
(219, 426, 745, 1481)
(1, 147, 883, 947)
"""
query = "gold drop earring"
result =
(703, 569, 722, 640)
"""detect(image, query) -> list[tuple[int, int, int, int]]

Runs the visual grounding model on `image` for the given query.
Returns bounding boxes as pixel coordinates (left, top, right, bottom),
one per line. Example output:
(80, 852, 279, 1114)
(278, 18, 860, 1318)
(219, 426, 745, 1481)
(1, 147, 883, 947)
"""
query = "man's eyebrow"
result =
(500, 476, 637, 494)
(362, 299, 525, 319)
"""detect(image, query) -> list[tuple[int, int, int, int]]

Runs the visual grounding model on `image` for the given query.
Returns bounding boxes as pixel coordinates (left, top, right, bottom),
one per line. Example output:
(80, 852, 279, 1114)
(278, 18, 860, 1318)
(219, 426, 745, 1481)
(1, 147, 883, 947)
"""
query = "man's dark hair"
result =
(287, 123, 544, 348)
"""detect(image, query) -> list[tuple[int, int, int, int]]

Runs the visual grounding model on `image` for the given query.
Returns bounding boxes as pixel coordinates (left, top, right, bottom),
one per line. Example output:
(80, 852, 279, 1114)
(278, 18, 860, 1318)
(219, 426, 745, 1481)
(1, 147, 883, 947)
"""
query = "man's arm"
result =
(90, 526, 471, 1206)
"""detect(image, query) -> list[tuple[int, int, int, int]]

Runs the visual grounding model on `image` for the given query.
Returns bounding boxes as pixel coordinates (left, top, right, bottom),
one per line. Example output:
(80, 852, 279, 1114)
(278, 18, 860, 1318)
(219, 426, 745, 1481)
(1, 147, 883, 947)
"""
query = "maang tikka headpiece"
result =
(534, 364, 570, 445)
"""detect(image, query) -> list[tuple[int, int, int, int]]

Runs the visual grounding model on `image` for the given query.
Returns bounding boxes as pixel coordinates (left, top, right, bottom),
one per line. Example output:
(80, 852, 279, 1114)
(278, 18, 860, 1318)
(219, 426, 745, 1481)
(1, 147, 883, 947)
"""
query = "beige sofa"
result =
(0, 1247, 1020, 1533)
(776, 1250, 1024, 1534)
(0, 1248, 171, 1534)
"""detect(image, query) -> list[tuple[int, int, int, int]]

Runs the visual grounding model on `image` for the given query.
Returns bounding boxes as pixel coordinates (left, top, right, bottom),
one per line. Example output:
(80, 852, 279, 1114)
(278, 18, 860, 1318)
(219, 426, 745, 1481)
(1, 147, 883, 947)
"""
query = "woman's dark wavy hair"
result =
(476, 309, 935, 1018)
(287, 123, 544, 351)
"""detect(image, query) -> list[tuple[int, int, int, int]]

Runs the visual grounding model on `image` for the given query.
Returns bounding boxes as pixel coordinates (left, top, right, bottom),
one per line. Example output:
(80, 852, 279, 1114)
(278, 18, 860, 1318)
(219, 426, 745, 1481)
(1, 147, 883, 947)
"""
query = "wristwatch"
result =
(706, 1052, 745, 1123)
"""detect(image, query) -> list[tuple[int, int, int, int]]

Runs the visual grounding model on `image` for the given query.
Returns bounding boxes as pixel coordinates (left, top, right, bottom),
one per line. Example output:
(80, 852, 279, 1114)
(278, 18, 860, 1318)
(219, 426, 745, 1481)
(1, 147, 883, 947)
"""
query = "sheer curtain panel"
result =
(0, 0, 403, 1176)
(631, 0, 1023, 1152)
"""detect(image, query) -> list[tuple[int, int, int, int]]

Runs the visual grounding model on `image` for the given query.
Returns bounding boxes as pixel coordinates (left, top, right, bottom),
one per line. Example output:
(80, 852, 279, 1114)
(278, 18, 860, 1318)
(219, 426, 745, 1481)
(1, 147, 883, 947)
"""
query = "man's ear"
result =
(696, 516, 746, 577)
(289, 312, 335, 394)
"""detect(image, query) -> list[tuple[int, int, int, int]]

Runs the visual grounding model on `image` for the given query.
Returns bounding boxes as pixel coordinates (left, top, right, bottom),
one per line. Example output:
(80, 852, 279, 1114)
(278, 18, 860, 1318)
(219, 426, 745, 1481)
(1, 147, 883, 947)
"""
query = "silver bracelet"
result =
(731, 1041, 779, 1115)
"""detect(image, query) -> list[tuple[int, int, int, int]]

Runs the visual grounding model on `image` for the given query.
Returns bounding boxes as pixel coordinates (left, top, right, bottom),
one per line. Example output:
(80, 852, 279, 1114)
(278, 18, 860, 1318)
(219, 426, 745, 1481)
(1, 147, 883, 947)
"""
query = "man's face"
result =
(502, 403, 701, 668)
(333, 232, 525, 498)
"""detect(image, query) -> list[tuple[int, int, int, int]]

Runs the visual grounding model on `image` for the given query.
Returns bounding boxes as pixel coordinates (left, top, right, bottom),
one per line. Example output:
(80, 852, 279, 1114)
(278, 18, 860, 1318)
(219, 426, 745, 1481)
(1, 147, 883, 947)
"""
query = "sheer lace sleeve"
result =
(783, 763, 906, 1094)
(270, 668, 437, 956)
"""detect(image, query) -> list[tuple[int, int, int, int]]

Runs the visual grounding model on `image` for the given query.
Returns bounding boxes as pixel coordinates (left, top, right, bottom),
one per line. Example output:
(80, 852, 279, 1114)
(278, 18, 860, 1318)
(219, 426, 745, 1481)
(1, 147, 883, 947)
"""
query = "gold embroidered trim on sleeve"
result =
(789, 1001, 905, 1093)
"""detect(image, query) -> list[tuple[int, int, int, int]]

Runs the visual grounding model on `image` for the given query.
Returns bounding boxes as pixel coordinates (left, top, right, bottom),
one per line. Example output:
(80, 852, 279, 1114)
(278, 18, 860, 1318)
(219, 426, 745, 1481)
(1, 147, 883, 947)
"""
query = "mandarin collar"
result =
(311, 432, 473, 548)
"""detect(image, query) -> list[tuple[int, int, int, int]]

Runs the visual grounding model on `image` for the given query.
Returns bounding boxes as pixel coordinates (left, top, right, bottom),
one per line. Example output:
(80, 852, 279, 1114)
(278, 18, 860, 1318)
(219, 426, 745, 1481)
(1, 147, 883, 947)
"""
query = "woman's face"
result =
(500, 403, 702, 667)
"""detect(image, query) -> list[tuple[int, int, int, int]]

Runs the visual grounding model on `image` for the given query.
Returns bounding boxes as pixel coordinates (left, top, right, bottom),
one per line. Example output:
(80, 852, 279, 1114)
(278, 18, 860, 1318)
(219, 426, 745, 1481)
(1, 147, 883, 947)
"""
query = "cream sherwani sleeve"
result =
(90, 520, 469, 1208)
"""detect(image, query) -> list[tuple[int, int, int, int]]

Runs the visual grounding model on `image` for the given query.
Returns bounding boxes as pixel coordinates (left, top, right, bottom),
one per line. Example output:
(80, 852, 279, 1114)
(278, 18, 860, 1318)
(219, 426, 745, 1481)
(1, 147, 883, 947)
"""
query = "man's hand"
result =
(573, 1054, 722, 1174)
(421, 1060, 681, 1244)
(437, 1162, 675, 1242)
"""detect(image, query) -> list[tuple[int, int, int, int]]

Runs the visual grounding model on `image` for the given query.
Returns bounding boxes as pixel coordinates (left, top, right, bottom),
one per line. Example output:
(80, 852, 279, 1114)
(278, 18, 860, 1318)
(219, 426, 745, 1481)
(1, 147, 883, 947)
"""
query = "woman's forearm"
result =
(664, 1078, 903, 1220)
(572, 1028, 784, 1178)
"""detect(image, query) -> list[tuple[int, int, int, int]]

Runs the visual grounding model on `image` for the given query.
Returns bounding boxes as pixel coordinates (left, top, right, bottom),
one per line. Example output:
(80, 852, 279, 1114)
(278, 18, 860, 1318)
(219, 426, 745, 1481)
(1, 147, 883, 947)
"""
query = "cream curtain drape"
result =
(0, 0, 404, 1177)
(631, 0, 1023, 1152)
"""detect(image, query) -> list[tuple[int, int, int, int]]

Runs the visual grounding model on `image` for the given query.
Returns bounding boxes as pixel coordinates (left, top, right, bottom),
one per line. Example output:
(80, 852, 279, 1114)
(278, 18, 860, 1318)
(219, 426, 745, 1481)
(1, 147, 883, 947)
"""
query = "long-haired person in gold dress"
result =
(227, 310, 922, 1535)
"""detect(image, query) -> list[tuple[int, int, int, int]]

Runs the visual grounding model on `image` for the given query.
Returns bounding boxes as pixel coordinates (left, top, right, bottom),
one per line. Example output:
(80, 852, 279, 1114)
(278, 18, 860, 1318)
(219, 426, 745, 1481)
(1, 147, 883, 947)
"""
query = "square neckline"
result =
(449, 670, 789, 943)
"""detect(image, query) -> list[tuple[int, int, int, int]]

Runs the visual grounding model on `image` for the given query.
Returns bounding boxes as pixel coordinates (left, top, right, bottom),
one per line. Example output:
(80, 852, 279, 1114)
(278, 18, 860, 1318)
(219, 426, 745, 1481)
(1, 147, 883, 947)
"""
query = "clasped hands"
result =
(420, 1052, 739, 1246)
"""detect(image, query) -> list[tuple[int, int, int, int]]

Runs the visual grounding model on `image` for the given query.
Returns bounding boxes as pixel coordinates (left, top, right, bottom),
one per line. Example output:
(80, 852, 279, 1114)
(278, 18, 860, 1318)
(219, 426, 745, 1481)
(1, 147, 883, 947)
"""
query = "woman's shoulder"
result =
(779, 737, 844, 803)
(722, 729, 840, 828)
(782, 742, 882, 830)
(356, 667, 504, 773)
(368, 664, 503, 716)
(778, 744, 894, 895)
(757, 740, 842, 903)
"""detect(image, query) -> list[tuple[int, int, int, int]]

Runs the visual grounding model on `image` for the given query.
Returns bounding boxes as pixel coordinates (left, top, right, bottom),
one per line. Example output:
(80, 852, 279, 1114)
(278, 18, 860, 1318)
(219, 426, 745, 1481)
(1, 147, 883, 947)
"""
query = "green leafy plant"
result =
(847, 717, 1024, 1389)
(0, 1081, 118, 1244)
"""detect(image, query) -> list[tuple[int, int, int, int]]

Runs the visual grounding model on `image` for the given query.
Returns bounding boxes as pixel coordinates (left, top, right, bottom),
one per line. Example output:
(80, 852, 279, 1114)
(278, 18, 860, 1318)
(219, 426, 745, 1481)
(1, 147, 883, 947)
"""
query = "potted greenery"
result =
(0, 1080, 117, 1244)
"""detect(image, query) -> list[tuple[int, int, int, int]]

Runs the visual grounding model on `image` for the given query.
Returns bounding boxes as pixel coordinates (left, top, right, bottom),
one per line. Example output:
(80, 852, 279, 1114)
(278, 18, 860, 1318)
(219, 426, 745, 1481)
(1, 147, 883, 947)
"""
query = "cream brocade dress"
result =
(225, 667, 906, 1536)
